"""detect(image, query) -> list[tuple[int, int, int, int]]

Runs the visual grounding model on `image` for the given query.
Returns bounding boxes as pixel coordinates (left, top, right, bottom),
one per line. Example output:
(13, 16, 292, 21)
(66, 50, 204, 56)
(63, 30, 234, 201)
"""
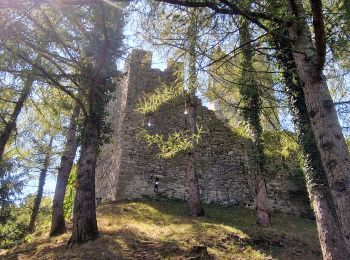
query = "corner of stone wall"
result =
(165, 58, 184, 79)
(126, 49, 152, 71)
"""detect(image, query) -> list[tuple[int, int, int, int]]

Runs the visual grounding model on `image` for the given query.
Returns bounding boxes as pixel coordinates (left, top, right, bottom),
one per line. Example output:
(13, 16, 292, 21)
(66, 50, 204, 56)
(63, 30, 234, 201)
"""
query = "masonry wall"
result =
(96, 49, 310, 215)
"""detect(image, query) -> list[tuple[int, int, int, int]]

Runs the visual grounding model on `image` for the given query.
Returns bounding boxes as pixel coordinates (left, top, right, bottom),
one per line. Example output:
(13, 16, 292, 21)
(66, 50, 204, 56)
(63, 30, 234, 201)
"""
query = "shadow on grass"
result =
(4, 227, 209, 260)
(127, 199, 322, 260)
(2, 235, 125, 260)
(2, 200, 321, 260)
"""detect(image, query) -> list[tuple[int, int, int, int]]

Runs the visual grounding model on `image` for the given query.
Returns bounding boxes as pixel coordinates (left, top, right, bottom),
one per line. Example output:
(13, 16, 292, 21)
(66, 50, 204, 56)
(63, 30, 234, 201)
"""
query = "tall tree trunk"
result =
(0, 78, 33, 160)
(67, 64, 106, 246)
(253, 137, 270, 227)
(27, 137, 53, 233)
(67, 2, 118, 246)
(273, 33, 350, 259)
(287, 0, 350, 247)
(239, 17, 270, 227)
(185, 9, 204, 217)
(186, 95, 204, 216)
(67, 117, 99, 246)
(50, 103, 80, 237)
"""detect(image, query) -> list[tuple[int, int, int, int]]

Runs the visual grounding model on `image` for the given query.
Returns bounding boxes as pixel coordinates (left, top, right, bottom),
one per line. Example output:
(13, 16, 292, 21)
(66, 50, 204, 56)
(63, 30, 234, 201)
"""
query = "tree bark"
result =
(27, 137, 53, 233)
(255, 158, 270, 227)
(67, 118, 99, 246)
(186, 97, 204, 217)
(0, 78, 33, 160)
(239, 16, 270, 227)
(312, 190, 350, 259)
(251, 128, 270, 227)
(50, 103, 80, 237)
(287, 0, 350, 247)
(67, 3, 117, 246)
(273, 32, 350, 258)
(185, 9, 204, 217)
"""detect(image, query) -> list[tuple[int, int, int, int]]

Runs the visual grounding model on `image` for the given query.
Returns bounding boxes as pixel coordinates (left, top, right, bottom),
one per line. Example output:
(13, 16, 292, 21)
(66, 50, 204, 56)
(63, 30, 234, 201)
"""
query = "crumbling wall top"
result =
(126, 49, 153, 71)
(126, 49, 184, 76)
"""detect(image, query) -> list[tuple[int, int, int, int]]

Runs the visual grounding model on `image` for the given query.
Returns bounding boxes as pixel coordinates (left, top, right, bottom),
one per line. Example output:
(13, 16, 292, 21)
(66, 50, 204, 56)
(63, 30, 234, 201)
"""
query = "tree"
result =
(185, 9, 204, 216)
(0, 160, 23, 224)
(2, 0, 350, 250)
(238, 16, 270, 227)
(0, 77, 33, 160)
(27, 135, 53, 233)
(0, 0, 124, 245)
(147, 0, 350, 248)
(68, 3, 124, 246)
(272, 29, 350, 259)
(15, 80, 66, 234)
(50, 102, 80, 236)
(135, 4, 207, 216)
(285, 0, 350, 247)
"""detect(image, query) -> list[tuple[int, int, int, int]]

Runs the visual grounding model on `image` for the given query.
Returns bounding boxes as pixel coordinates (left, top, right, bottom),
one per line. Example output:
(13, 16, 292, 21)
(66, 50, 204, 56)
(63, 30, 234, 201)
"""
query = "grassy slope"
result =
(1, 200, 321, 259)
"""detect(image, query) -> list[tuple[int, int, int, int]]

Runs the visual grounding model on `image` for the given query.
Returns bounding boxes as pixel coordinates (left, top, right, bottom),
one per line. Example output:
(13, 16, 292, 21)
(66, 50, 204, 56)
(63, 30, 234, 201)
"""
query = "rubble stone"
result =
(95, 49, 310, 215)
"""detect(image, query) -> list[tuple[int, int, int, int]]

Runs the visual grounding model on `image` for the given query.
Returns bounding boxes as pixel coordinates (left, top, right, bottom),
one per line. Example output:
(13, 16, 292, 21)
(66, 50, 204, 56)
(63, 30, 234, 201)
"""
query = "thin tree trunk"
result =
(239, 17, 270, 227)
(185, 9, 204, 217)
(273, 33, 350, 258)
(27, 137, 53, 233)
(67, 118, 99, 246)
(287, 0, 350, 247)
(251, 128, 270, 227)
(186, 96, 204, 216)
(0, 78, 33, 160)
(50, 103, 80, 237)
(254, 147, 270, 227)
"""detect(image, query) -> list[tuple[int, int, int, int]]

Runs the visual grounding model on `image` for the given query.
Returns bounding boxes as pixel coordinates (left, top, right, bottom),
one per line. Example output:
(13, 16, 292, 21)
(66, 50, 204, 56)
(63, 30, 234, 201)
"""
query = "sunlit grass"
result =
(1, 200, 321, 259)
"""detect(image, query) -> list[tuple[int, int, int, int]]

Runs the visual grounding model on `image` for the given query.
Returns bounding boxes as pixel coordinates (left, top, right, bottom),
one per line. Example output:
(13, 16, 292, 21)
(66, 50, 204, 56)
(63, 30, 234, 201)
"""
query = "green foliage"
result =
(263, 131, 299, 159)
(63, 165, 78, 219)
(232, 123, 254, 141)
(206, 46, 279, 132)
(233, 125, 300, 160)
(0, 160, 23, 224)
(137, 126, 203, 159)
(135, 52, 202, 158)
(136, 81, 183, 115)
(0, 195, 52, 249)
(0, 220, 27, 249)
(345, 137, 350, 152)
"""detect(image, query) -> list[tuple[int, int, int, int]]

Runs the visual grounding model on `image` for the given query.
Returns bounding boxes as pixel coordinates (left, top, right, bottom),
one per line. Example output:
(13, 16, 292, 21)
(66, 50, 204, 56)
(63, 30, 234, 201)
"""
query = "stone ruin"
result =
(95, 49, 310, 215)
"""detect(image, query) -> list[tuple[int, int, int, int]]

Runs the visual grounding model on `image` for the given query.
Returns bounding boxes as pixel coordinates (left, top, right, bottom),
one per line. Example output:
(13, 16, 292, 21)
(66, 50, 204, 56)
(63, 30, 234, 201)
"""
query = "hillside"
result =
(1, 200, 321, 259)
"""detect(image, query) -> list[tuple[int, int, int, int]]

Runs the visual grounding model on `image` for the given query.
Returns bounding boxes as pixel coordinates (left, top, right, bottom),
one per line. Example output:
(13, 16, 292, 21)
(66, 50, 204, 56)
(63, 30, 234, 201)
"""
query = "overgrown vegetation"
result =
(136, 81, 183, 115)
(0, 159, 23, 224)
(137, 126, 203, 159)
(63, 165, 77, 220)
(0, 196, 52, 249)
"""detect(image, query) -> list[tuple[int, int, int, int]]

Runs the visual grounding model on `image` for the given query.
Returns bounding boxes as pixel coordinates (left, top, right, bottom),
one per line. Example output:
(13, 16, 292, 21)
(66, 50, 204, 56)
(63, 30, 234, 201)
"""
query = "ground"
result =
(0, 200, 321, 259)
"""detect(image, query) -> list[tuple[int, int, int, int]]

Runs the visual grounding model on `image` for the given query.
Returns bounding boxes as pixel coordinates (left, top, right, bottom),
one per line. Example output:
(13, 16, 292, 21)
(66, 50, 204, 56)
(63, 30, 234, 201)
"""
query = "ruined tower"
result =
(96, 49, 310, 214)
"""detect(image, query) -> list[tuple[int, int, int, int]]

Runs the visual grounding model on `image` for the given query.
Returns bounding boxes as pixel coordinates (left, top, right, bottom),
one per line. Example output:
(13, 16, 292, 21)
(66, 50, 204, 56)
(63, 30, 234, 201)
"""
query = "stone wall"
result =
(96, 49, 310, 215)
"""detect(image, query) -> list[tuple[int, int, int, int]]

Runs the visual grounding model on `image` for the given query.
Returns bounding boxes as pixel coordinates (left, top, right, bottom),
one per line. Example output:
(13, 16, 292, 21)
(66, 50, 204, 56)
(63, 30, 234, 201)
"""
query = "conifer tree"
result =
(238, 16, 270, 227)
(272, 31, 350, 259)
(185, 9, 204, 216)
(68, 3, 125, 246)
(27, 136, 54, 233)
(50, 102, 80, 236)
